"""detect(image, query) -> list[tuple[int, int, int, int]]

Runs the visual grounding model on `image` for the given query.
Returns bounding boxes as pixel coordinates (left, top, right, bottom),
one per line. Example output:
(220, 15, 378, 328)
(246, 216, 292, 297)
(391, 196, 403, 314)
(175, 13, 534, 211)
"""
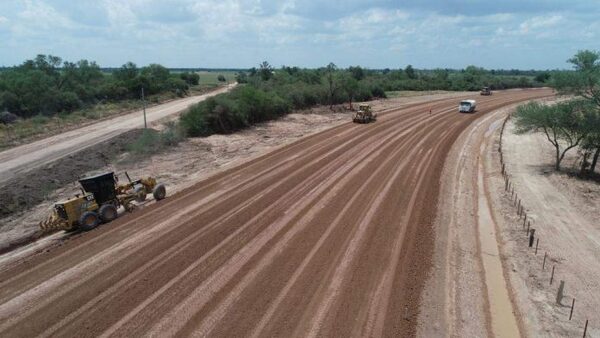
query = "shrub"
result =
(0, 110, 18, 124)
(127, 124, 184, 155)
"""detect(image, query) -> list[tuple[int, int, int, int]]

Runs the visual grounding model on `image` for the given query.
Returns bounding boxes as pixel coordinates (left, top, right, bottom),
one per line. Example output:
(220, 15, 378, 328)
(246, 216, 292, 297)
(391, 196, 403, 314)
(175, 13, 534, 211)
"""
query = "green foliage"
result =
(180, 72, 200, 86)
(181, 86, 290, 136)
(554, 50, 600, 104)
(0, 55, 192, 119)
(236, 72, 248, 84)
(551, 49, 600, 174)
(515, 100, 590, 170)
(217, 75, 227, 82)
(258, 61, 274, 81)
(534, 72, 551, 83)
(127, 123, 184, 155)
(405, 65, 417, 79)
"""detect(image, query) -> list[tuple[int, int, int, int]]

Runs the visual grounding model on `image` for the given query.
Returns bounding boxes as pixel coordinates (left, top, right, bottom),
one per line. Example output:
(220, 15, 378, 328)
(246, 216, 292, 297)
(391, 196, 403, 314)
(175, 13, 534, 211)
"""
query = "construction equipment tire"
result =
(134, 185, 147, 202)
(79, 211, 100, 231)
(153, 184, 166, 201)
(99, 204, 118, 223)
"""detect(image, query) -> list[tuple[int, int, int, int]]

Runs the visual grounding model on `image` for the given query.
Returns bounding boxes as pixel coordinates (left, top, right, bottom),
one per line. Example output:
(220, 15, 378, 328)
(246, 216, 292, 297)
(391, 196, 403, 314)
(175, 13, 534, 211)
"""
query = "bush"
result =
(181, 86, 290, 137)
(56, 91, 82, 112)
(180, 72, 200, 86)
(0, 110, 18, 124)
(127, 124, 184, 155)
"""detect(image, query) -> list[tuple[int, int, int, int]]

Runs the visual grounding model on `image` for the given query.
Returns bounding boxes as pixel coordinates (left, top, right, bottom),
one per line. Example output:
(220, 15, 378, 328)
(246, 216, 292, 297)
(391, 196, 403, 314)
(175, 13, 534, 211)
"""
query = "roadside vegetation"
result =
(0, 55, 231, 148)
(180, 62, 549, 137)
(126, 122, 184, 157)
(515, 50, 600, 177)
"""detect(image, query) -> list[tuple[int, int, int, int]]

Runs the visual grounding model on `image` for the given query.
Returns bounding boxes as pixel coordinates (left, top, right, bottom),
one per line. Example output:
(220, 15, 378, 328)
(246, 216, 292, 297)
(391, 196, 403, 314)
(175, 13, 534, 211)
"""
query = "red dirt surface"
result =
(0, 89, 553, 337)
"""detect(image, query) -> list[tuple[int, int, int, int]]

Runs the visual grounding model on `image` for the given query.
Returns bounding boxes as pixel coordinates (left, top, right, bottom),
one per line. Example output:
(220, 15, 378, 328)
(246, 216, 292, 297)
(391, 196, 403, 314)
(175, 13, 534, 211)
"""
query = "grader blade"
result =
(39, 212, 68, 232)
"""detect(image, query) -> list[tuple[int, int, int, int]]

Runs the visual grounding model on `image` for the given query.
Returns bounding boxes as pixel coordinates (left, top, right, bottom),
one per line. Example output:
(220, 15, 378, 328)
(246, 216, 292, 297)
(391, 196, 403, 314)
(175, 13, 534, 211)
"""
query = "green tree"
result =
(534, 72, 551, 83)
(259, 61, 273, 81)
(141, 64, 170, 93)
(114, 62, 139, 83)
(340, 73, 359, 109)
(325, 62, 338, 109)
(235, 71, 248, 84)
(515, 100, 588, 170)
(180, 72, 199, 86)
(405, 65, 416, 79)
(348, 66, 365, 81)
(554, 50, 600, 174)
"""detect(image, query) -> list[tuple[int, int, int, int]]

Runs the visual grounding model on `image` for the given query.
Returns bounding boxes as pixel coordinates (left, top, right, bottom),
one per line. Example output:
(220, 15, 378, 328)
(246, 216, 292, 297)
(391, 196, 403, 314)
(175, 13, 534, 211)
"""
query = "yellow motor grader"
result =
(40, 172, 166, 232)
(352, 104, 377, 123)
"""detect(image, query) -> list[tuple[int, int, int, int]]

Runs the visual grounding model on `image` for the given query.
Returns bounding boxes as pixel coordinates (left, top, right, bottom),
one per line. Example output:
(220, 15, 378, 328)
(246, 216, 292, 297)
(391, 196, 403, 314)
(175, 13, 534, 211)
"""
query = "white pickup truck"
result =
(459, 99, 477, 113)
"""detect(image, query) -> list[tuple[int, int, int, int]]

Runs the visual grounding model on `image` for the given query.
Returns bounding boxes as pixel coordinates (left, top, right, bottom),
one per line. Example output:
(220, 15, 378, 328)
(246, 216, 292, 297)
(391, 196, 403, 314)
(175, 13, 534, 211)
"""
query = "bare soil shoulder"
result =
(486, 115, 600, 337)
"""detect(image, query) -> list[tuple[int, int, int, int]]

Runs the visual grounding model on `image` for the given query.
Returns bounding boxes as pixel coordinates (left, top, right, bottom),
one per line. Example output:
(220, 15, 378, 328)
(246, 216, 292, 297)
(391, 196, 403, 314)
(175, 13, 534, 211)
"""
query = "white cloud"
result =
(519, 14, 563, 34)
(0, 0, 597, 69)
(16, 0, 77, 33)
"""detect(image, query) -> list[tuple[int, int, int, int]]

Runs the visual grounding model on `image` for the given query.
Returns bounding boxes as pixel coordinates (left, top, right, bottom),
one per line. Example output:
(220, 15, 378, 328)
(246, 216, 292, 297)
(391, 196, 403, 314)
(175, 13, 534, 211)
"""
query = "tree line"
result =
(180, 61, 548, 137)
(515, 50, 600, 176)
(0, 55, 199, 120)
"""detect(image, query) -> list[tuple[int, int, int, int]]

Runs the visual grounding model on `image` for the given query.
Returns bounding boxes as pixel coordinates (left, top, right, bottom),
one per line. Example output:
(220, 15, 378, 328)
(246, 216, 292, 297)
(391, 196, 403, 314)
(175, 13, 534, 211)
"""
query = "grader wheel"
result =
(153, 184, 166, 201)
(99, 204, 118, 223)
(134, 185, 147, 202)
(79, 211, 100, 231)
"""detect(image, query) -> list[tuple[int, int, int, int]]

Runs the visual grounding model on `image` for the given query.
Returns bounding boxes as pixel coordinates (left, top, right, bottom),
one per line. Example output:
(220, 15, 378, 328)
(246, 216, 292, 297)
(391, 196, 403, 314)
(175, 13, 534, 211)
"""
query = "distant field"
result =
(196, 71, 238, 85)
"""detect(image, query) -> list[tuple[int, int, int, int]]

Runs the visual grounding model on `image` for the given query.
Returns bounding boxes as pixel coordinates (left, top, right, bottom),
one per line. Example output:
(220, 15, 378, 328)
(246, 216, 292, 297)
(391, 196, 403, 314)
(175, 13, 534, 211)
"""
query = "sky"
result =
(0, 0, 599, 70)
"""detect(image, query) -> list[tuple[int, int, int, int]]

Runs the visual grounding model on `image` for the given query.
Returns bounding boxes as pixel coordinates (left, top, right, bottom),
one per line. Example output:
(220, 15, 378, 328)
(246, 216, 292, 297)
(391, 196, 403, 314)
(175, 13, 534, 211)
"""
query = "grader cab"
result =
(352, 104, 377, 123)
(40, 172, 166, 232)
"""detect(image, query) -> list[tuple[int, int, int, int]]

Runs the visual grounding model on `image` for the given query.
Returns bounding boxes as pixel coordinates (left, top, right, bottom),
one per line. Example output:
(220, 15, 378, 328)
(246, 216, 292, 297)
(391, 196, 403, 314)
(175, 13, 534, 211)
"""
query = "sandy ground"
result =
(0, 91, 472, 253)
(0, 89, 553, 337)
(0, 84, 236, 185)
(484, 116, 600, 337)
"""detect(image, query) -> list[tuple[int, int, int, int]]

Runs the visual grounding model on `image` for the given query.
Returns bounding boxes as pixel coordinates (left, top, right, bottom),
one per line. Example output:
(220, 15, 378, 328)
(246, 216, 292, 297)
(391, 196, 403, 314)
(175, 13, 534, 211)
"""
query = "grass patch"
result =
(196, 71, 237, 86)
(126, 122, 184, 156)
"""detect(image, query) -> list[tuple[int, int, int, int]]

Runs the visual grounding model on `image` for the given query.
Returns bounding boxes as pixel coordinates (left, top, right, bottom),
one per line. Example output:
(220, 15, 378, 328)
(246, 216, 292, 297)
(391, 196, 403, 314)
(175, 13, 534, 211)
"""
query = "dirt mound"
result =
(0, 129, 146, 222)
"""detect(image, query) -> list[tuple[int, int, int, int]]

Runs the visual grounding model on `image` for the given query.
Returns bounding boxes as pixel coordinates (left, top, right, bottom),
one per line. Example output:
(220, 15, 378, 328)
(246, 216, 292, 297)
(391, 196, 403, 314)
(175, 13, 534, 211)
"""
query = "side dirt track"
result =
(0, 84, 236, 185)
(0, 89, 552, 337)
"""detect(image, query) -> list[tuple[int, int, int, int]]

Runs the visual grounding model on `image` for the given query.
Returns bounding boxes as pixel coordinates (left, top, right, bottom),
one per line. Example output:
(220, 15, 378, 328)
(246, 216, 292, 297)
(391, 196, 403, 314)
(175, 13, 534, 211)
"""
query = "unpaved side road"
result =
(0, 84, 236, 184)
(0, 89, 552, 338)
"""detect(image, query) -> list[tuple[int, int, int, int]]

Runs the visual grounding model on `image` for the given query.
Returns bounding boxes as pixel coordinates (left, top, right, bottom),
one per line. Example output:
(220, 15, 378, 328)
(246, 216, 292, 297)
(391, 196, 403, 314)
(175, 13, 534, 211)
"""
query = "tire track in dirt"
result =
(181, 114, 449, 338)
(1, 99, 457, 336)
(0, 89, 553, 338)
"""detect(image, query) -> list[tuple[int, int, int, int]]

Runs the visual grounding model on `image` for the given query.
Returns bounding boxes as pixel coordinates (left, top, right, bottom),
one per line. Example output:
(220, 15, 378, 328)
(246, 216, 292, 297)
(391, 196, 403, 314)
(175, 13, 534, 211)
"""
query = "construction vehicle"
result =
(352, 104, 377, 123)
(40, 172, 166, 232)
(480, 87, 492, 95)
(459, 99, 477, 113)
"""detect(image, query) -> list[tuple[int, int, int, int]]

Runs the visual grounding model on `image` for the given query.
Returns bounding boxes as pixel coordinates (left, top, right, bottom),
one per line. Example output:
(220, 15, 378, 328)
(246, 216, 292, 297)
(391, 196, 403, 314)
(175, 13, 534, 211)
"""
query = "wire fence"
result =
(498, 113, 592, 337)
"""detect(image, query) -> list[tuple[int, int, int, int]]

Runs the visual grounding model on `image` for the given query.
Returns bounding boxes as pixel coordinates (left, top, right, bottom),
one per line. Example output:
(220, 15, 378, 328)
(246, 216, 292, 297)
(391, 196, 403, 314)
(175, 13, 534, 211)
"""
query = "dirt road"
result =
(0, 84, 235, 184)
(0, 89, 552, 337)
